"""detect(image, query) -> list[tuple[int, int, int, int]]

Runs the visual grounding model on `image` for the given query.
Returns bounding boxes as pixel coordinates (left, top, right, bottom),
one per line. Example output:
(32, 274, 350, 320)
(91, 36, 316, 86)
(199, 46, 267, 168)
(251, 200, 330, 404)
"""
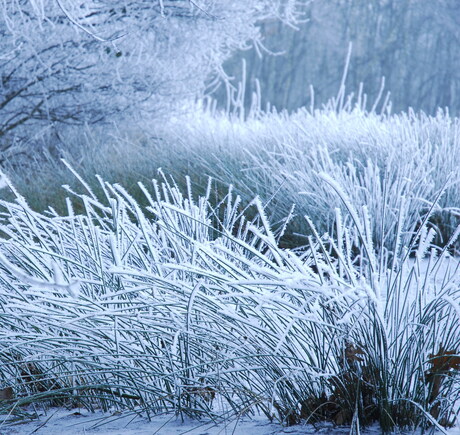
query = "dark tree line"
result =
(218, 0, 460, 115)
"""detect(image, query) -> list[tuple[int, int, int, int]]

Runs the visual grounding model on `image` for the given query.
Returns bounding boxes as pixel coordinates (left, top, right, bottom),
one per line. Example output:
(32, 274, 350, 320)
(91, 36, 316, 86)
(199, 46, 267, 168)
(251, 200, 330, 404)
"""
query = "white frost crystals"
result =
(0, 253, 81, 298)
(0, 170, 11, 190)
(0, 0, 308, 148)
(0, 172, 458, 431)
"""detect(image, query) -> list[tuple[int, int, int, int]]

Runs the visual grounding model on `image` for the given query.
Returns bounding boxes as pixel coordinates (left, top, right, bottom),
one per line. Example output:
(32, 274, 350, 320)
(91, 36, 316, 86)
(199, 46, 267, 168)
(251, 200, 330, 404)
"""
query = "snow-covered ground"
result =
(5, 410, 460, 434)
(5, 409, 446, 435)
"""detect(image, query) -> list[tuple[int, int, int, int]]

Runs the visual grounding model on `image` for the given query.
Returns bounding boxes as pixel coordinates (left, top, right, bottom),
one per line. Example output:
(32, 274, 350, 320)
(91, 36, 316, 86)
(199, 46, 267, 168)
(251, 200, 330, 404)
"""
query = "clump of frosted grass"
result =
(5, 106, 460, 254)
(0, 173, 352, 423)
(0, 173, 458, 433)
(313, 173, 460, 432)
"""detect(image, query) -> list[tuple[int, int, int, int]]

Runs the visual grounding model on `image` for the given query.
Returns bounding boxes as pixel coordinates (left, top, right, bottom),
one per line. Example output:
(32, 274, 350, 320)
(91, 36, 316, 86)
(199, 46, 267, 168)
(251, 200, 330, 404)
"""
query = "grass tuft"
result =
(0, 171, 458, 432)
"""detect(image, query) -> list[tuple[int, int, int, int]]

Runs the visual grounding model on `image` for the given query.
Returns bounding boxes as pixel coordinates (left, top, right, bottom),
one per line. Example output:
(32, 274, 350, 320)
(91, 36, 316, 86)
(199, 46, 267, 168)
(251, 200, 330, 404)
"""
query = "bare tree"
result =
(0, 0, 307, 153)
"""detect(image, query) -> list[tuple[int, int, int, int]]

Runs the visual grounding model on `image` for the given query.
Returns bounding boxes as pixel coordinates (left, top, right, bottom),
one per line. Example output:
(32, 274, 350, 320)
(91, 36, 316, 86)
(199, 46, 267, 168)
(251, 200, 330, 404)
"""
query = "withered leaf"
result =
(345, 343, 365, 363)
(428, 347, 460, 374)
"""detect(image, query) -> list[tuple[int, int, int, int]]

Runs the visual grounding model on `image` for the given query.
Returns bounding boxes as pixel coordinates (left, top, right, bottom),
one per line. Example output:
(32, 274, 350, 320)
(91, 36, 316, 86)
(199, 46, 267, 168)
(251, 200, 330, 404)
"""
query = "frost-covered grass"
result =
(0, 170, 458, 433)
(5, 106, 460, 253)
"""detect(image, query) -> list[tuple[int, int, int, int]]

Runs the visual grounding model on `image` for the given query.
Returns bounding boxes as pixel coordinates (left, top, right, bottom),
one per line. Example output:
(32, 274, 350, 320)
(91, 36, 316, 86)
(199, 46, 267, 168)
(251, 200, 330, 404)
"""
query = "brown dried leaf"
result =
(428, 347, 460, 374)
(426, 346, 460, 405)
(345, 343, 365, 363)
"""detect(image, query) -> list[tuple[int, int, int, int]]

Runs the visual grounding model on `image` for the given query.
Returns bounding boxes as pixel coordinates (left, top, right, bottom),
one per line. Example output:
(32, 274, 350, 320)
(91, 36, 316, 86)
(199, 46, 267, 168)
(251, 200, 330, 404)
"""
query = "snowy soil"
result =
(4, 409, 460, 435)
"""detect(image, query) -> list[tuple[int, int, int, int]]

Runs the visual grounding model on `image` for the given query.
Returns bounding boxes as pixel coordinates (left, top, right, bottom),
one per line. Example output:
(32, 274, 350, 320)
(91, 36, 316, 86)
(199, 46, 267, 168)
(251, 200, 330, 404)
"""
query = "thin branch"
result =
(55, 0, 126, 42)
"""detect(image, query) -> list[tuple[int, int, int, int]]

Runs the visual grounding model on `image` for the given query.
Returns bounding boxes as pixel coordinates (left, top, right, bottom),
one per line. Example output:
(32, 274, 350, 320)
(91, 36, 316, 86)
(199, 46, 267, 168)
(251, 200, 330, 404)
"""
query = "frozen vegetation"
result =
(1, 1, 459, 434)
(0, 107, 460, 433)
(9, 104, 460, 253)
